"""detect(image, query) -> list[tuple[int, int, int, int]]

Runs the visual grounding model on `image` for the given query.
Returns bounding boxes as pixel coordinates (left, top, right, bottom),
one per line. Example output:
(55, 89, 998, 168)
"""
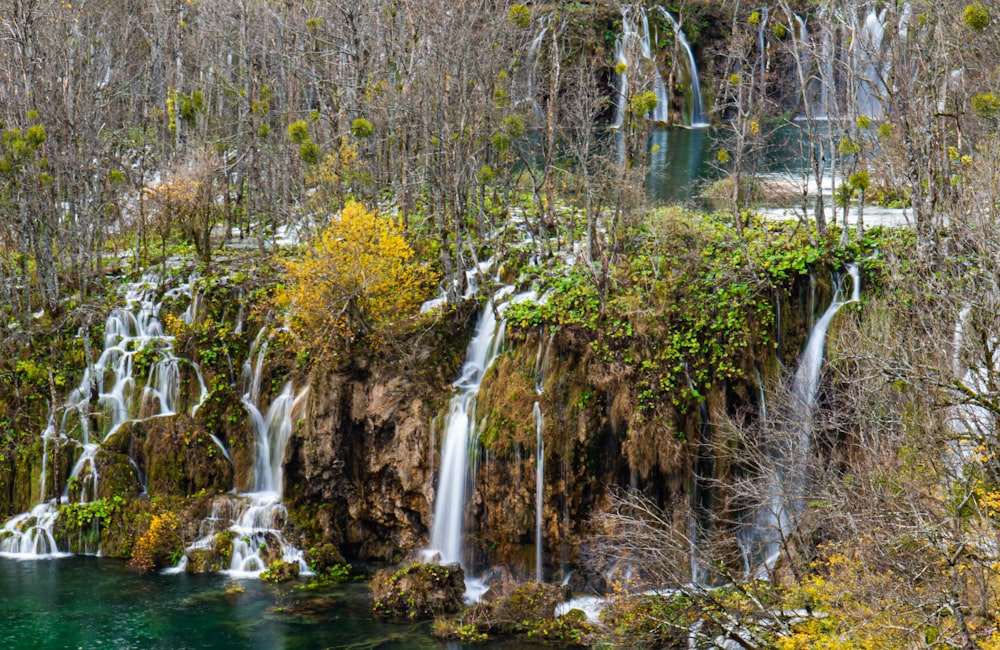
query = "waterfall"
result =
(525, 19, 549, 123)
(0, 275, 206, 558)
(534, 401, 545, 583)
(240, 328, 303, 497)
(654, 7, 708, 127)
(427, 299, 509, 566)
(755, 6, 769, 96)
(171, 325, 310, 577)
(612, 6, 653, 127)
(745, 263, 860, 574)
(612, 6, 705, 128)
(855, 8, 888, 120)
(818, 8, 835, 119)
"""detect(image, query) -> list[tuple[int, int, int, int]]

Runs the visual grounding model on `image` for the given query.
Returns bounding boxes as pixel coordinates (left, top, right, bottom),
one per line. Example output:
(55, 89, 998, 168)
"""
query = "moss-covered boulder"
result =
(193, 383, 255, 491)
(371, 562, 465, 619)
(433, 581, 585, 645)
(128, 413, 233, 497)
(262, 559, 300, 582)
(304, 542, 345, 573)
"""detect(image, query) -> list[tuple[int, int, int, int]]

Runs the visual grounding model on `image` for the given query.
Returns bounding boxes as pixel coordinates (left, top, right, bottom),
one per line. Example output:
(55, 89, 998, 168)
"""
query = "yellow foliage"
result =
(144, 176, 207, 220)
(776, 547, 951, 649)
(129, 511, 181, 573)
(279, 200, 436, 358)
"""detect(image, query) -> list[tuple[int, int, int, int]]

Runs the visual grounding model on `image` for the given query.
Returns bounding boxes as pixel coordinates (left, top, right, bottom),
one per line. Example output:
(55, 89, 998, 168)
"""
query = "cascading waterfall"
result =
(532, 328, 551, 583)
(948, 304, 994, 471)
(745, 263, 860, 574)
(792, 14, 814, 116)
(855, 8, 888, 120)
(755, 6, 770, 96)
(427, 295, 511, 566)
(0, 274, 208, 558)
(533, 402, 545, 583)
(818, 8, 835, 119)
(173, 325, 310, 576)
(524, 18, 549, 124)
(654, 7, 708, 128)
(612, 6, 706, 128)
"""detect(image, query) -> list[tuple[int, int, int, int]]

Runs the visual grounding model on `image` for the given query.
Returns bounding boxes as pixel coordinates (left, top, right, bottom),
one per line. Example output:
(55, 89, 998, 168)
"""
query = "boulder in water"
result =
(371, 562, 465, 619)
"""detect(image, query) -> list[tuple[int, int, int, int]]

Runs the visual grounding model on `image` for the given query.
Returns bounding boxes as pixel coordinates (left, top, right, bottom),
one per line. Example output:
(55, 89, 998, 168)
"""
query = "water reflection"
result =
(645, 127, 716, 205)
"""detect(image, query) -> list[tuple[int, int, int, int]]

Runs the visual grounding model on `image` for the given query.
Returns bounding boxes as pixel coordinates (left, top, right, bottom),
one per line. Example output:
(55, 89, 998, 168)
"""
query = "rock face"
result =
(284, 368, 441, 560)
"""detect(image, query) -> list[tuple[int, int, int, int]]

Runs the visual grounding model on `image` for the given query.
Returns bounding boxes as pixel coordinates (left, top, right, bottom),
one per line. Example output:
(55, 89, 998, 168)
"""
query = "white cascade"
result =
(818, 7, 835, 119)
(427, 298, 509, 566)
(533, 401, 545, 583)
(755, 6, 770, 96)
(654, 7, 709, 127)
(532, 328, 551, 582)
(612, 6, 670, 127)
(747, 263, 860, 574)
(854, 8, 888, 120)
(173, 325, 310, 577)
(524, 19, 549, 123)
(0, 274, 208, 558)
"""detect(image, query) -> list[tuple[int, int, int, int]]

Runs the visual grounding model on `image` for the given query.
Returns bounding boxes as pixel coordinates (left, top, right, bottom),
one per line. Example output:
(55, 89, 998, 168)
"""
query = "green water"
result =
(0, 557, 547, 650)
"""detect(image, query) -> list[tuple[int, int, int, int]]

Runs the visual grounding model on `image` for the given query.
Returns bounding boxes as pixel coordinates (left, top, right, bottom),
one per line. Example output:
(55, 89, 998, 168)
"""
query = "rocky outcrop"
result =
(285, 367, 440, 560)
(118, 414, 233, 498)
(284, 307, 471, 561)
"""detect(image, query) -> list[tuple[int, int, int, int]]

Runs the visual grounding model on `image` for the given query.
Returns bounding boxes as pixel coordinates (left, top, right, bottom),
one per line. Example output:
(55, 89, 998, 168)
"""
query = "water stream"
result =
(612, 5, 707, 128)
(745, 263, 860, 574)
(0, 274, 206, 558)
(427, 295, 511, 567)
(173, 325, 310, 577)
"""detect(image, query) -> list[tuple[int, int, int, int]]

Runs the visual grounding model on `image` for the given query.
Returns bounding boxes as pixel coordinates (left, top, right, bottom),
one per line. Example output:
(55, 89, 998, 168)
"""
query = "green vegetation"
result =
(61, 496, 126, 529)
(506, 211, 881, 418)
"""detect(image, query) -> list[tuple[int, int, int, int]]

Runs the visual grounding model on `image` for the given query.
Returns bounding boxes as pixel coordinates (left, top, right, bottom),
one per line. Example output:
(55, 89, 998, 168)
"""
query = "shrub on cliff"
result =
(278, 200, 436, 361)
(129, 511, 183, 573)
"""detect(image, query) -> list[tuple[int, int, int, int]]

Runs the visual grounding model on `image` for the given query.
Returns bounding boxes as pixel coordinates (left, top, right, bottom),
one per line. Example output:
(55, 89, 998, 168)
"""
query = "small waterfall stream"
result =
(0, 274, 206, 557)
(173, 325, 310, 576)
(855, 8, 888, 120)
(746, 263, 860, 573)
(425, 286, 536, 602)
(427, 296, 510, 566)
(612, 5, 707, 128)
(533, 402, 545, 582)
(524, 18, 549, 123)
(654, 7, 708, 127)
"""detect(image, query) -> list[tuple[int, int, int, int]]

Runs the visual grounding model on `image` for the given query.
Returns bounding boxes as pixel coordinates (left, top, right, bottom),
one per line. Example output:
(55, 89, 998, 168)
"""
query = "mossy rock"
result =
(371, 562, 465, 620)
(304, 542, 345, 573)
(99, 497, 152, 559)
(137, 413, 233, 497)
(262, 559, 300, 583)
(193, 383, 255, 492)
(94, 450, 144, 500)
(489, 582, 569, 627)
(184, 531, 234, 573)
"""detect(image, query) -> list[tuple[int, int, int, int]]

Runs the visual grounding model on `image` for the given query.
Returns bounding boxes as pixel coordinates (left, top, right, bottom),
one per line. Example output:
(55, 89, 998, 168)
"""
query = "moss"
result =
(371, 562, 465, 619)
(138, 413, 233, 497)
(194, 383, 254, 490)
(433, 582, 588, 645)
(261, 559, 300, 583)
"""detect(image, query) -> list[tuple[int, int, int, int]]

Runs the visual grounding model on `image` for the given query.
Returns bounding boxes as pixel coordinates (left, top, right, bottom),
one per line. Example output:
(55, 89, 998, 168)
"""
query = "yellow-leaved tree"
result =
(279, 200, 436, 359)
